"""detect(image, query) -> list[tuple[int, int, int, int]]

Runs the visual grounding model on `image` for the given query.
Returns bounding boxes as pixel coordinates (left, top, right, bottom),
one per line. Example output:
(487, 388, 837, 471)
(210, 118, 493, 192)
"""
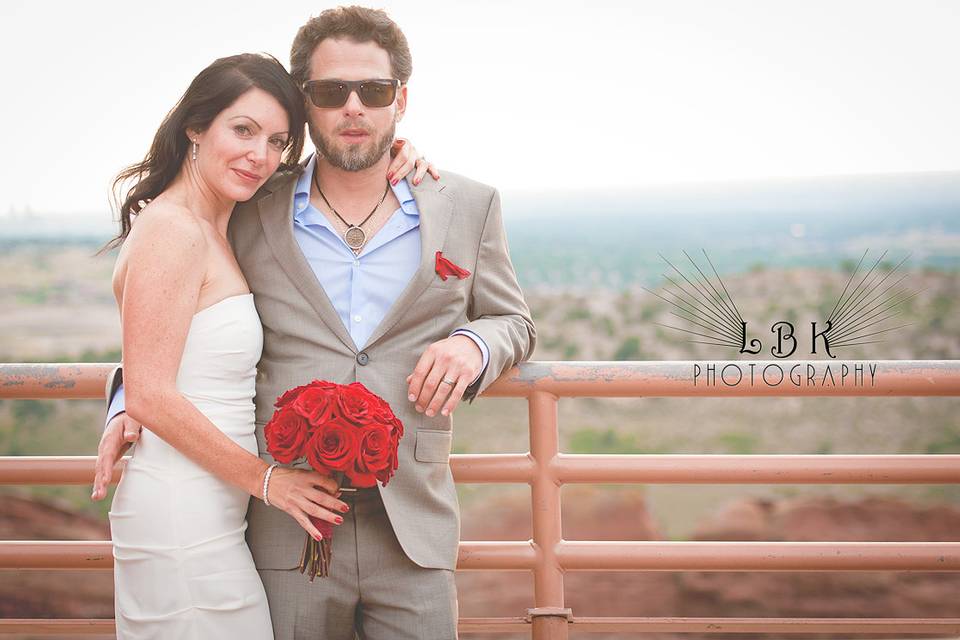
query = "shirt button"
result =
(354, 260, 360, 267)
(353, 315, 362, 323)
(356, 352, 370, 366)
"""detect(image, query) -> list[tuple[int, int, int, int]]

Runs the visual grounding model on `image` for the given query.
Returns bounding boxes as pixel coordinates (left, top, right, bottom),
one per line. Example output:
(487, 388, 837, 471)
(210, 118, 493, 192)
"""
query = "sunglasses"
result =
(302, 79, 401, 109)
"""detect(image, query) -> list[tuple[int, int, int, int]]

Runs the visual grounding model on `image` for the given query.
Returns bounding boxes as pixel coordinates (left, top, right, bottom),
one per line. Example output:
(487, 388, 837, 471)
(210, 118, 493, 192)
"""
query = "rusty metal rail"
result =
(5, 453, 960, 485)
(5, 539, 960, 572)
(2, 361, 960, 638)
(5, 360, 960, 399)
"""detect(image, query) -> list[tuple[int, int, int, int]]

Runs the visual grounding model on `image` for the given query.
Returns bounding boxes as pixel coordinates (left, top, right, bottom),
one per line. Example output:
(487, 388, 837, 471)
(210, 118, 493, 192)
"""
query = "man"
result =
(93, 6, 535, 639)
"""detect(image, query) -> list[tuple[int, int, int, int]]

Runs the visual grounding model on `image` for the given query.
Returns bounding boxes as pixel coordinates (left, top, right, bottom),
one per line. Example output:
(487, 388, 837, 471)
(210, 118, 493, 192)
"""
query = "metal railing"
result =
(2, 360, 960, 638)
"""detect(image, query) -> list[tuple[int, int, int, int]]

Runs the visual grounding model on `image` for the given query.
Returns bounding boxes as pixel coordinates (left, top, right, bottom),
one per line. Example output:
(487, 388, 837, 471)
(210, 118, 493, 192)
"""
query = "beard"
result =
(311, 119, 396, 172)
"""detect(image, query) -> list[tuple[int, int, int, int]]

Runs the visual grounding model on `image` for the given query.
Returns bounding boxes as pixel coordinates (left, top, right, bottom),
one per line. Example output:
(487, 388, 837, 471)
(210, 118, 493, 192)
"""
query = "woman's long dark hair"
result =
(102, 53, 306, 251)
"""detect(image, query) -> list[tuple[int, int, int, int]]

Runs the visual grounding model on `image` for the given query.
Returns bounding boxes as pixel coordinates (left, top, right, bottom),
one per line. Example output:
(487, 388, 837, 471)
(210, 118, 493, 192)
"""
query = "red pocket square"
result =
(435, 251, 471, 281)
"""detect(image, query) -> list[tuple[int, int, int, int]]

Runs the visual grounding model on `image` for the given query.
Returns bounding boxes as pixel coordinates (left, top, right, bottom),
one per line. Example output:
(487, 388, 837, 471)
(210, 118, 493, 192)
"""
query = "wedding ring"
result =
(441, 378, 456, 385)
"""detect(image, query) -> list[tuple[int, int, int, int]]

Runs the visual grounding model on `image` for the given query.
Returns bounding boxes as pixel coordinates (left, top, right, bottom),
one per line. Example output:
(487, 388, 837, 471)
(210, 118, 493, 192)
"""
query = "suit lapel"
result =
(364, 180, 454, 349)
(257, 178, 357, 352)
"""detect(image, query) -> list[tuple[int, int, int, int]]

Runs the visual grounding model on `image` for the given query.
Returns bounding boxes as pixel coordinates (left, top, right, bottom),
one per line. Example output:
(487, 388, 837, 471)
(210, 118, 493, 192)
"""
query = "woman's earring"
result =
(191, 140, 198, 162)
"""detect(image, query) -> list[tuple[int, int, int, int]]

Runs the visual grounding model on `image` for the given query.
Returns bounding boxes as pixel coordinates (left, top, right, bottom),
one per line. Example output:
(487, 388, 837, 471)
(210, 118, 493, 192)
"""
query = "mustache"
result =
(333, 120, 375, 135)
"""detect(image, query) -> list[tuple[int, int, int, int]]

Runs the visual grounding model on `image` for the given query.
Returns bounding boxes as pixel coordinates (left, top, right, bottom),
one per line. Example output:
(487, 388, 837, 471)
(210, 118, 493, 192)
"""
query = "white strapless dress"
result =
(109, 294, 274, 639)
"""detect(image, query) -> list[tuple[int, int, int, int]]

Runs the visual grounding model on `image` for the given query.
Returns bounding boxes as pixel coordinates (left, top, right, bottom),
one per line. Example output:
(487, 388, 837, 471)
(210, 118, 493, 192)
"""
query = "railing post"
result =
(528, 390, 569, 639)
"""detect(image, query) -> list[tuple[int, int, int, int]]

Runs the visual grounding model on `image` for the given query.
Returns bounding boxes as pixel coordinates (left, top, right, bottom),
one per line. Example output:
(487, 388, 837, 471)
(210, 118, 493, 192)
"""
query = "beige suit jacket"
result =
(228, 165, 535, 570)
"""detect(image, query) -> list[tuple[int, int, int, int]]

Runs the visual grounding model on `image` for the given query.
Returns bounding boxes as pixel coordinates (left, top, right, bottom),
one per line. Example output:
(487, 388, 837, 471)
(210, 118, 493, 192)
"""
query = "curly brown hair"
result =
(290, 6, 413, 87)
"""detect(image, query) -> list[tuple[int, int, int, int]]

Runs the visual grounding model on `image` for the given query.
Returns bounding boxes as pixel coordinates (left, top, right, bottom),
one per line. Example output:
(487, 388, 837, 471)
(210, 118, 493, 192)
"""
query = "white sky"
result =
(1, 0, 958, 214)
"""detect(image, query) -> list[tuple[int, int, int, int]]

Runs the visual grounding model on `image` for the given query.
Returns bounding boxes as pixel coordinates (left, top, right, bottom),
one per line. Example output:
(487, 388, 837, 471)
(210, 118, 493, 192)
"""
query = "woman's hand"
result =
(265, 467, 348, 540)
(388, 138, 439, 186)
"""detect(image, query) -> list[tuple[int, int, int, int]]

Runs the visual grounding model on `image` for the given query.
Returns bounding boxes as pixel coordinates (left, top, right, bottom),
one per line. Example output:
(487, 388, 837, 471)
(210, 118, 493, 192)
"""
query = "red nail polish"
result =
(386, 172, 393, 181)
(341, 505, 349, 513)
(391, 179, 398, 186)
(335, 516, 343, 524)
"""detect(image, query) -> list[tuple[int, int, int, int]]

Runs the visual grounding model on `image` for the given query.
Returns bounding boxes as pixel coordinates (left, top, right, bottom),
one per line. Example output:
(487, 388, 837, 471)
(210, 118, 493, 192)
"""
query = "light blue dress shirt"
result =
(106, 154, 488, 422)
(292, 153, 488, 370)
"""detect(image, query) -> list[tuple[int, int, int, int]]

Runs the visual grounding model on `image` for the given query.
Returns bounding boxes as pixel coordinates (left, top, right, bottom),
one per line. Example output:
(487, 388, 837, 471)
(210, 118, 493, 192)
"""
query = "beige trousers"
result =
(258, 488, 458, 640)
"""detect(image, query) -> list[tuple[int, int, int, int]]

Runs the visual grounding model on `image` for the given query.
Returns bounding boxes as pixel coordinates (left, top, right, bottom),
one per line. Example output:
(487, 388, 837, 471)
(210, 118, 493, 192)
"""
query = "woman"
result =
(96, 53, 434, 638)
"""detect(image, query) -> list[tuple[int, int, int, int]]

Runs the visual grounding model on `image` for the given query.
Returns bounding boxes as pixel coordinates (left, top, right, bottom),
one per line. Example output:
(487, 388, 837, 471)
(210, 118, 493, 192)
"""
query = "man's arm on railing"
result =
(92, 368, 142, 501)
(455, 189, 537, 403)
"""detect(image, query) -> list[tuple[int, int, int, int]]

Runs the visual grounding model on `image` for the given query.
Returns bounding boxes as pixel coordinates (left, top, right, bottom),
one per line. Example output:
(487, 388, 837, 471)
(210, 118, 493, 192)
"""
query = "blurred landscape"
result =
(2, 171, 959, 635)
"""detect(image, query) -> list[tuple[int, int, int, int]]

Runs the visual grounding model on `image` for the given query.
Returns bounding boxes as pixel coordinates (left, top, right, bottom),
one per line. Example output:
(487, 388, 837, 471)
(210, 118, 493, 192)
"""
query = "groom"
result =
(96, 5, 534, 639)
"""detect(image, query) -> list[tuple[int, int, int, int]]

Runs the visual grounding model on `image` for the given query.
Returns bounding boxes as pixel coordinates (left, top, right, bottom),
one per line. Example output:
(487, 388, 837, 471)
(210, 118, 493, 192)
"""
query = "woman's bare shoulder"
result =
(126, 200, 207, 249)
(114, 201, 209, 299)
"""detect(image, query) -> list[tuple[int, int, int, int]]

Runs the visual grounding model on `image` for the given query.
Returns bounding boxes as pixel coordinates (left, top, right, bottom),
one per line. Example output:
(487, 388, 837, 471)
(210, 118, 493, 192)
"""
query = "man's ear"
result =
(395, 84, 408, 123)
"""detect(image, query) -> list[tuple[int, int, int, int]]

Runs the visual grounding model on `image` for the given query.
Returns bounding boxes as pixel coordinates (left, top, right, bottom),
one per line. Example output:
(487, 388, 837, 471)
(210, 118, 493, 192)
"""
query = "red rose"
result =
(348, 423, 392, 488)
(376, 404, 403, 478)
(292, 381, 340, 427)
(263, 405, 309, 464)
(385, 417, 402, 478)
(389, 414, 404, 439)
(367, 394, 396, 425)
(274, 382, 312, 409)
(337, 382, 378, 426)
(305, 418, 358, 473)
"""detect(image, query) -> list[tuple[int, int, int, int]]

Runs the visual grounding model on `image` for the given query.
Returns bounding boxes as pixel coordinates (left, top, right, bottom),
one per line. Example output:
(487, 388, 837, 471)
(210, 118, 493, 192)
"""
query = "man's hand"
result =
(91, 413, 142, 501)
(407, 335, 483, 418)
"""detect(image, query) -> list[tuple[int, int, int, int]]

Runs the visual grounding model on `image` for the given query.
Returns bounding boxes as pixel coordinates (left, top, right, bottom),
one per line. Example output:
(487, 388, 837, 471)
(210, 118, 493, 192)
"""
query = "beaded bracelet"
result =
(262, 463, 279, 506)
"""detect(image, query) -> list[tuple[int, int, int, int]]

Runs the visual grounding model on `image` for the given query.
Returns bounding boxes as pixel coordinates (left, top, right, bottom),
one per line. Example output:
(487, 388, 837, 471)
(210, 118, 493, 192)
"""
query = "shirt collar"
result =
(294, 153, 419, 226)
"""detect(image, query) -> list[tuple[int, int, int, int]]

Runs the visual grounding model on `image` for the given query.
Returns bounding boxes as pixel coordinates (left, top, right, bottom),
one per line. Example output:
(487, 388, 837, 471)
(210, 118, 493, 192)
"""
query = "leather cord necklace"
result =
(313, 166, 390, 254)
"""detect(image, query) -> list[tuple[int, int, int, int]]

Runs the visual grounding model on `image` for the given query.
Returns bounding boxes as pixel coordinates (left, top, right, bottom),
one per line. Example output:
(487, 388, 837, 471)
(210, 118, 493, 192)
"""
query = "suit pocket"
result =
(428, 275, 470, 290)
(424, 279, 470, 317)
(414, 429, 453, 463)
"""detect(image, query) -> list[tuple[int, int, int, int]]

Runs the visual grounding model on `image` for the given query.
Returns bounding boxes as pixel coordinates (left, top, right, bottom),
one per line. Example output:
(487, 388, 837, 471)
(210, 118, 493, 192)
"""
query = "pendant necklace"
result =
(313, 167, 390, 254)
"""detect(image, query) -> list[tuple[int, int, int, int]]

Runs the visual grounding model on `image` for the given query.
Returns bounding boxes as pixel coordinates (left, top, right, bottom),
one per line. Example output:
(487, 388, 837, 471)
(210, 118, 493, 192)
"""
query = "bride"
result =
(91, 53, 433, 638)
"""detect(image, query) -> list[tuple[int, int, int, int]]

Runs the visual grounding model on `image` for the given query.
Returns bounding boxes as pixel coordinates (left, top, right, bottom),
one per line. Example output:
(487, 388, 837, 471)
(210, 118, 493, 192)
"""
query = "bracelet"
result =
(262, 463, 279, 507)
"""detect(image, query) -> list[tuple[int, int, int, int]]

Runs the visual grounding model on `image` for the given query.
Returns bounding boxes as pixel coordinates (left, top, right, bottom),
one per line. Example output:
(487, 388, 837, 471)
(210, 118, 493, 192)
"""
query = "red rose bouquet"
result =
(263, 380, 403, 580)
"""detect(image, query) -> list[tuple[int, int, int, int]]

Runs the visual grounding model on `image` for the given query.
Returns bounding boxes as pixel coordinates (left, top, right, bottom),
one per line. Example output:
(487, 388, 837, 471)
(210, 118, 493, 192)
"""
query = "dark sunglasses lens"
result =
(358, 81, 396, 108)
(308, 82, 348, 108)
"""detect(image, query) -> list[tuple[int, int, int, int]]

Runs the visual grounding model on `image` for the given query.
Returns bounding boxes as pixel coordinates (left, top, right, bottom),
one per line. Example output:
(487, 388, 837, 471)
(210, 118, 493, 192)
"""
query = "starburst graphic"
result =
(645, 250, 917, 355)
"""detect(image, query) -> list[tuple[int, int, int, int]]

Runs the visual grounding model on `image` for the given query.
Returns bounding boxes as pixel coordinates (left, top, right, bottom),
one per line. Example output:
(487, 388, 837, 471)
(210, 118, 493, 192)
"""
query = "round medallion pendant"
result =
(345, 226, 366, 250)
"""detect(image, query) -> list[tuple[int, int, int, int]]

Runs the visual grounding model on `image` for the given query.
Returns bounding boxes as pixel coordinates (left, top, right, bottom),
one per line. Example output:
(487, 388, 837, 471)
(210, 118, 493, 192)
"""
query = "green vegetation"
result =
(541, 335, 566, 350)
(926, 427, 960, 454)
(562, 343, 580, 359)
(568, 427, 659, 454)
(612, 336, 642, 360)
(0, 398, 111, 518)
(813, 440, 834, 455)
(597, 315, 616, 337)
(716, 431, 760, 454)
(564, 307, 591, 322)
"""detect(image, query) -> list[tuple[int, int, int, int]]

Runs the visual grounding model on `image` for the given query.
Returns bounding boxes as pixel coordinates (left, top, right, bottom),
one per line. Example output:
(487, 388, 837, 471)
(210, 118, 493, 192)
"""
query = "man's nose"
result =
(342, 88, 365, 117)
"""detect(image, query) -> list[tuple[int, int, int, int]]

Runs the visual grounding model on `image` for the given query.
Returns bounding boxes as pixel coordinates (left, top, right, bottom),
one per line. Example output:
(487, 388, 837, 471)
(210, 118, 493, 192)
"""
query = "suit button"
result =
(356, 352, 370, 366)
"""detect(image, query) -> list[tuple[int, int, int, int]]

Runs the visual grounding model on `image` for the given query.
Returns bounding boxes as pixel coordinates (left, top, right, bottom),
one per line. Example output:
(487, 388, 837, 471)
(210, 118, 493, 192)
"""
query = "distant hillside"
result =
(2, 171, 958, 290)
(505, 171, 960, 288)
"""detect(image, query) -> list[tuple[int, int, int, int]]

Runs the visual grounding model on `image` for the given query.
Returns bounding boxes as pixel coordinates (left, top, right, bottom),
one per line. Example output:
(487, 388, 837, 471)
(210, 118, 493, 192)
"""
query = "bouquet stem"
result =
(300, 482, 337, 581)
(299, 533, 332, 581)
